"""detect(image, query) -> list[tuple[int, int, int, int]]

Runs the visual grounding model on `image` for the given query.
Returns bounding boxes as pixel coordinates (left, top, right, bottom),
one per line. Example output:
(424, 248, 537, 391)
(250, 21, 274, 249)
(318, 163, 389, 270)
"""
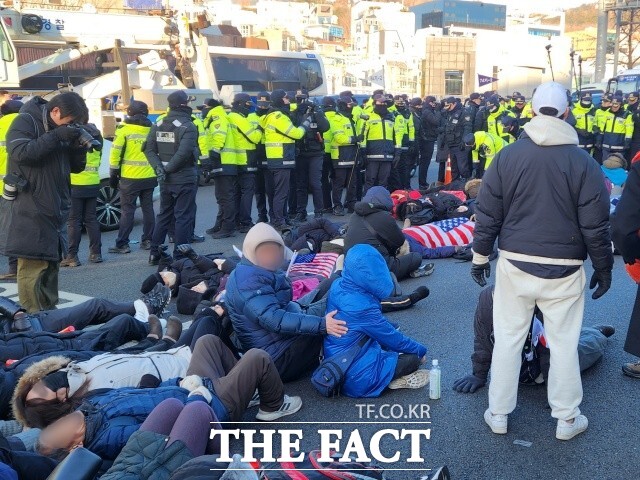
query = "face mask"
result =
(257, 108, 269, 117)
(489, 105, 498, 113)
(43, 371, 70, 392)
(580, 101, 592, 108)
(374, 105, 388, 116)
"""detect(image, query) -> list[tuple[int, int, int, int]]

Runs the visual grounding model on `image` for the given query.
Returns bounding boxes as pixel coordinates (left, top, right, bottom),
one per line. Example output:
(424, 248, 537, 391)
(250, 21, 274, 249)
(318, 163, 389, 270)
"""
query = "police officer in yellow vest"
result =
(107, 101, 157, 254)
(0, 100, 22, 279)
(463, 130, 509, 176)
(388, 95, 415, 191)
(61, 124, 104, 267)
(227, 93, 262, 233)
(262, 89, 309, 230)
(596, 95, 634, 161)
(327, 94, 359, 215)
(249, 92, 270, 224)
(572, 92, 597, 153)
(361, 93, 399, 192)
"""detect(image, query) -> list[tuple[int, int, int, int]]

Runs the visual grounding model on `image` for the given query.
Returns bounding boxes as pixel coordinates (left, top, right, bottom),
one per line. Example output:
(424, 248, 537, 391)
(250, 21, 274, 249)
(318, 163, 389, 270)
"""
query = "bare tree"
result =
(618, 8, 640, 69)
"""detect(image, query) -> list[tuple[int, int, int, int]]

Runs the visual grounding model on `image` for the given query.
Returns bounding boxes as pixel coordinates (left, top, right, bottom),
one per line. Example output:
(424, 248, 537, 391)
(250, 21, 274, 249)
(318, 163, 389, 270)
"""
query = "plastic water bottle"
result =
(429, 359, 441, 400)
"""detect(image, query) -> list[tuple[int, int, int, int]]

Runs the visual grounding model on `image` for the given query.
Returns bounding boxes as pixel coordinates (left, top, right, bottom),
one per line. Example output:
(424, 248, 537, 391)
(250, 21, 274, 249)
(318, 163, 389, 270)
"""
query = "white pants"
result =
(488, 256, 586, 421)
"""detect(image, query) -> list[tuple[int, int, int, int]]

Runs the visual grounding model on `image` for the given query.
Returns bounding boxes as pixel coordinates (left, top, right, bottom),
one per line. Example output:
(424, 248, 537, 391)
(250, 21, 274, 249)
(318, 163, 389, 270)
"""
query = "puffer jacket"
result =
(0, 330, 106, 364)
(12, 347, 191, 426)
(100, 429, 194, 480)
(0, 97, 86, 261)
(324, 244, 427, 398)
(81, 387, 189, 461)
(225, 258, 326, 361)
(473, 115, 614, 273)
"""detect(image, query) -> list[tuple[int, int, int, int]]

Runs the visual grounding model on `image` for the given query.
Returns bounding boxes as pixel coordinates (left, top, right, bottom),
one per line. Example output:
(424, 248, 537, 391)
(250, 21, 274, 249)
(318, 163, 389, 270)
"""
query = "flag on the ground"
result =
(288, 252, 339, 278)
(403, 218, 475, 248)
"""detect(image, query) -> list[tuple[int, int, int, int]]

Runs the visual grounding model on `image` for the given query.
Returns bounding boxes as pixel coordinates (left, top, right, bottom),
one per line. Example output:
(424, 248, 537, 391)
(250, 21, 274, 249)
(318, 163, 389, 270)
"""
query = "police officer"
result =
(0, 101, 22, 279)
(61, 124, 104, 267)
(510, 94, 533, 128)
(321, 96, 336, 213)
(228, 93, 262, 233)
(463, 130, 509, 176)
(597, 95, 634, 161)
(439, 96, 472, 181)
(419, 95, 441, 189)
(572, 92, 596, 154)
(250, 92, 270, 223)
(145, 90, 199, 264)
(593, 93, 612, 164)
(263, 89, 309, 230)
(466, 92, 482, 132)
(327, 94, 358, 215)
(361, 93, 398, 192)
(626, 91, 640, 161)
(483, 94, 516, 137)
(108, 101, 157, 254)
(388, 95, 414, 191)
(291, 89, 330, 222)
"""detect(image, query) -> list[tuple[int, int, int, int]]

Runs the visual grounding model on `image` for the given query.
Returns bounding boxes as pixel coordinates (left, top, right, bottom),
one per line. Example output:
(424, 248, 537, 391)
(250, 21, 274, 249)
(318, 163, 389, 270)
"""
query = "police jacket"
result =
(441, 103, 472, 148)
(421, 105, 441, 142)
(263, 107, 306, 169)
(0, 97, 86, 262)
(572, 104, 597, 149)
(363, 111, 397, 162)
(327, 110, 357, 167)
(292, 102, 330, 156)
(110, 116, 156, 182)
(473, 115, 613, 273)
(71, 149, 101, 198)
(486, 105, 516, 137)
(204, 105, 228, 156)
(144, 107, 199, 185)
(598, 108, 634, 150)
(228, 110, 262, 171)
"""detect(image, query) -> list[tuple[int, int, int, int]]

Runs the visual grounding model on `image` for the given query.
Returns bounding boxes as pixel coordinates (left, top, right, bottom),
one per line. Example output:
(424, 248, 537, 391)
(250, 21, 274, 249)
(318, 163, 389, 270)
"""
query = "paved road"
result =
(1, 173, 638, 479)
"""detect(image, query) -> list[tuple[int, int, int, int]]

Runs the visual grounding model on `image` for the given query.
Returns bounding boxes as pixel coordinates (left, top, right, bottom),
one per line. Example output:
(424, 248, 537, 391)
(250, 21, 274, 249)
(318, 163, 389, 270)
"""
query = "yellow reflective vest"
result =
(227, 111, 263, 171)
(327, 111, 357, 167)
(598, 108, 634, 151)
(0, 113, 19, 191)
(71, 149, 101, 186)
(109, 122, 156, 180)
(487, 105, 516, 137)
(362, 112, 398, 162)
(470, 131, 509, 170)
(205, 106, 228, 155)
(263, 110, 306, 169)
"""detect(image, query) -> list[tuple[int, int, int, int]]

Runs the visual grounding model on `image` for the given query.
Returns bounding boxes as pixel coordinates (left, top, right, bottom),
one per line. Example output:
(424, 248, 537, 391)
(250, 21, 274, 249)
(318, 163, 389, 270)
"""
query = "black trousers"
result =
(296, 153, 324, 214)
(418, 140, 435, 188)
(321, 153, 333, 210)
(332, 167, 357, 210)
(255, 168, 268, 221)
(449, 146, 471, 180)
(264, 169, 291, 226)
(392, 354, 421, 379)
(387, 253, 422, 281)
(32, 298, 136, 332)
(274, 335, 322, 383)
(236, 171, 255, 226)
(67, 196, 101, 256)
(388, 151, 411, 192)
(214, 175, 238, 233)
(116, 182, 155, 248)
(151, 182, 197, 256)
(363, 161, 392, 193)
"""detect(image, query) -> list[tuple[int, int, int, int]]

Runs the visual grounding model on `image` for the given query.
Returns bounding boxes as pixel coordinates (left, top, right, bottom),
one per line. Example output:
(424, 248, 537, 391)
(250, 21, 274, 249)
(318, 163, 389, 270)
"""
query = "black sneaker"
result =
(141, 284, 171, 316)
(148, 254, 160, 266)
(238, 223, 254, 233)
(332, 205, 345, 216)
(593, 325, 615, 338)
(191, 234, 205, 243)
(109, 245, 131, 254)
(410, 263, 435, 278)
(140, 240, 151, 251)
(88, 254, 103, 264)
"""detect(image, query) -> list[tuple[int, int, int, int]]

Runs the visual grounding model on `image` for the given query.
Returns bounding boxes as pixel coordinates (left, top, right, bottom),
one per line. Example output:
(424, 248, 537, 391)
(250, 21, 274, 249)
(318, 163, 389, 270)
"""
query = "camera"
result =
(69, 124, 102, 151)
(2, 173, 28, 201)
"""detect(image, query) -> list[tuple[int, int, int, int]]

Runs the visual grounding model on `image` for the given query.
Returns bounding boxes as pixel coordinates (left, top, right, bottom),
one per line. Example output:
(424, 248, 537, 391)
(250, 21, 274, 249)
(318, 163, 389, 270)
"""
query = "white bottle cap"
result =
(432, 359, 438, 366)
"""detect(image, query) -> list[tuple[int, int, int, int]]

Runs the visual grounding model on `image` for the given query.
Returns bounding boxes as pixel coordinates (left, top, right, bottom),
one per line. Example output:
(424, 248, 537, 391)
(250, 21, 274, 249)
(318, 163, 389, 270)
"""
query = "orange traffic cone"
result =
(444, 156, 453, 184)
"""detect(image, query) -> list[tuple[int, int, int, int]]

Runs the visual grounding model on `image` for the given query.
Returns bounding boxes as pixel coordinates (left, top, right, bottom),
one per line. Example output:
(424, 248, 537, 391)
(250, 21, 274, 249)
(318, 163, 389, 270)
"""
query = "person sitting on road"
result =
(453, 286, 615, 394)
(324, 244, 429, 398)
(344, 186, 433, 280)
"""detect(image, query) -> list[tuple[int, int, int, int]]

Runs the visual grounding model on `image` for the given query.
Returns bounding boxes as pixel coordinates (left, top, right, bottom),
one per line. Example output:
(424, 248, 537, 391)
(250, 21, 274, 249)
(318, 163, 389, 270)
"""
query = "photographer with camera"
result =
(291, 89, 330, 222)
(0, 92, 89, 312)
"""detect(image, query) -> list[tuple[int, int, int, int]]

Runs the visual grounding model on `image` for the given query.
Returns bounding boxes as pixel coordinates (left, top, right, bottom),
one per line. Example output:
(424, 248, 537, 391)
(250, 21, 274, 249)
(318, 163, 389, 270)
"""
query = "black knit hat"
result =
(141, 272, 163, 294)
(176, 286, 203, 315)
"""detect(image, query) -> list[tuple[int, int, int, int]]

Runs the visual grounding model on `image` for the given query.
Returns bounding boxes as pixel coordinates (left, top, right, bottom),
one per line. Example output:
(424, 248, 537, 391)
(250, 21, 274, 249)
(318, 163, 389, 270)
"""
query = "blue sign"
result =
(478, 74, 498, 87)
(124, 0, 163, 9)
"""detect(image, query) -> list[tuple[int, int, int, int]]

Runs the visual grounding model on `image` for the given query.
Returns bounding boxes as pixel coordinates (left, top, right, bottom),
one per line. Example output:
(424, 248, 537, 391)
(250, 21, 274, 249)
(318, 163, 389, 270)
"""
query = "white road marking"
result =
(0, 283, 93, 308)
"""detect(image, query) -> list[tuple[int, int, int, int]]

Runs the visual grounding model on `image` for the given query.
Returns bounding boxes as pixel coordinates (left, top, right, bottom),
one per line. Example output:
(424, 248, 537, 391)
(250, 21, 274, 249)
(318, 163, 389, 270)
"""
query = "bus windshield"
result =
(616, 74, 640, 94)
(211, 54, 325, 95)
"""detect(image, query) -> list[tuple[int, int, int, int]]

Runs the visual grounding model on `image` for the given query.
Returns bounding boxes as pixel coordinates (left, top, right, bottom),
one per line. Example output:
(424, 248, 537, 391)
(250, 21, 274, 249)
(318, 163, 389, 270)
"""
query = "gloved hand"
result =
(54, 125, 82, 142)
(452, 374, 486, 393)
(471, 251, 491, 287)
(200, 158, 214, 175)
(392, 148, 402, 167)
(302, 118, 313, 130)
(109, 169, 120, 189)
(177, 243, 198, 261)
(155, 165, 166, 183)
(589, 269, 612, 300)
(459, 141, 468, 151)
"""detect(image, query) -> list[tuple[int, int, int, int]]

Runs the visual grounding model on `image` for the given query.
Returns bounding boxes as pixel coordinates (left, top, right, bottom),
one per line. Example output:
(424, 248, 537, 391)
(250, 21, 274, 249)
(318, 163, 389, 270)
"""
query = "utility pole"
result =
(595, 0, 609, 82)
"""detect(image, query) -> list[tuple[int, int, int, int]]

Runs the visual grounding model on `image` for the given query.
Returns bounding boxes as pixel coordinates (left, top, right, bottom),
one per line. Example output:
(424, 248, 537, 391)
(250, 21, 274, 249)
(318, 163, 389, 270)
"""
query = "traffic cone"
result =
(444, 156, 453, 184)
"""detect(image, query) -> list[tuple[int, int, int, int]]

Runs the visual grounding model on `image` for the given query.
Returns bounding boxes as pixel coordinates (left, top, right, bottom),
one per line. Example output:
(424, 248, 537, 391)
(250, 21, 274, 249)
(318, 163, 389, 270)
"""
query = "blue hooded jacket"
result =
(324, 244, 427, 397)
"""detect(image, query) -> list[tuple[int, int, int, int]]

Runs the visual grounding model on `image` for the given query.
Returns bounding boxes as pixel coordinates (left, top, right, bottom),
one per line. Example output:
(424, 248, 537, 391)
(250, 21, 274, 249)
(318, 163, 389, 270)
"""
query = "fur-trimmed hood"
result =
(12, 355, 71, 426)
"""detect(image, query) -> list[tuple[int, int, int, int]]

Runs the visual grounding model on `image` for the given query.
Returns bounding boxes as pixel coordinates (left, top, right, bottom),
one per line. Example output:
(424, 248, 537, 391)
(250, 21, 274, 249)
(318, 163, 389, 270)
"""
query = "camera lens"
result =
(2, 183, 18, 201)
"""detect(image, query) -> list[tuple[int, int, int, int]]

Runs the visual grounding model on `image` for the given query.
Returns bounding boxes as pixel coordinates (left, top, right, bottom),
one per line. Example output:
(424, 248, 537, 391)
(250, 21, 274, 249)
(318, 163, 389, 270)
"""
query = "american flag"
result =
(288, 252, 339, 278)
(403, 218, 475, 248)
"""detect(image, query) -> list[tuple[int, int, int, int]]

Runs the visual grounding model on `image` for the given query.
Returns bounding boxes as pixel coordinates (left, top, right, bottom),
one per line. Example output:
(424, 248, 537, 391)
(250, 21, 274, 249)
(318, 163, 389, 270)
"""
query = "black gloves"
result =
(155, 165, 166, 183)
(625, 139, 632, 151)
(54, 125, 81, 142)
(177, 244, 198, 261)
(471, 261, 491, 287)
(392, 148, 402, 167)
(590, 270, 612, 300)
(200, 158, 214, 175)
(109, 169, 120, 189)
(452, 374, 486, 394)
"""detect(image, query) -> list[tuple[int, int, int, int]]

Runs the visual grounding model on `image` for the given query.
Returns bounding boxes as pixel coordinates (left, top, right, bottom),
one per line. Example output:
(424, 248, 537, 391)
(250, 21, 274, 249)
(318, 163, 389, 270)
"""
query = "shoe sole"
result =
(622, 366, 640, 379)
(256, 402, 302, 421)
(556, 421, 588, 440)
(484, 409, 507, 434)
(109, 250, 131, 254)
(388, 369, 430, 389)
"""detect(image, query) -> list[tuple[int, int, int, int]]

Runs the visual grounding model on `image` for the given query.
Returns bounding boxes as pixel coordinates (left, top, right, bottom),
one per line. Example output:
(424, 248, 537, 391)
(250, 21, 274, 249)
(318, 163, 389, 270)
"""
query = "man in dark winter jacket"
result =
(344, 186, 422, 280)
(453, 287, 614, 394)
(225, 223, 347, 382)
(419, 96, 441, 188)
(145, 90, 199, 264)
(472, 81, 613, 441)
(0, 93, 89, 312)
(438, 97, 472, 181)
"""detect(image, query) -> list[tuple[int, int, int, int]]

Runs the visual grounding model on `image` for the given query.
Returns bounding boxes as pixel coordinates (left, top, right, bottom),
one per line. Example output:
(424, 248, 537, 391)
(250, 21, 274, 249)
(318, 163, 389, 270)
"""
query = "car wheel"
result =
(97, 180, 121, 231)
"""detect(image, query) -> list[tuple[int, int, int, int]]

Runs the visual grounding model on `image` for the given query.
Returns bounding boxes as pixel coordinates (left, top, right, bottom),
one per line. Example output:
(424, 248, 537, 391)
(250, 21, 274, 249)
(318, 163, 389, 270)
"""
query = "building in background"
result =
(411, 0, 506, 33)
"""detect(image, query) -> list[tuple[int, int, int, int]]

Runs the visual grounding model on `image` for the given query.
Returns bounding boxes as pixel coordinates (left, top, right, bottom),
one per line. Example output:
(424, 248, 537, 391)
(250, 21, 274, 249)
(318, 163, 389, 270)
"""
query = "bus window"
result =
(299, 59, 322, 91)
(211, 55, 269, 92)
(617, 75, 640, 94)
(0, 23, 14, 62)
(269, 59, 299, 91)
